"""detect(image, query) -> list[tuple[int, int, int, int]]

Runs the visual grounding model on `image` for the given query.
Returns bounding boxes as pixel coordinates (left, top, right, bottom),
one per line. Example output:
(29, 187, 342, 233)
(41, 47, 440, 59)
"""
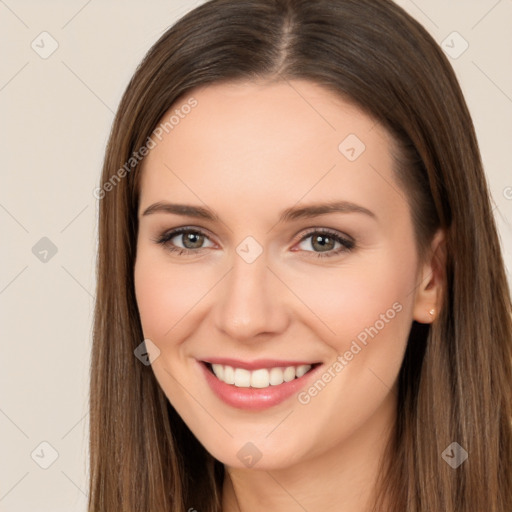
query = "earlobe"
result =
(412, 229, 446, 324)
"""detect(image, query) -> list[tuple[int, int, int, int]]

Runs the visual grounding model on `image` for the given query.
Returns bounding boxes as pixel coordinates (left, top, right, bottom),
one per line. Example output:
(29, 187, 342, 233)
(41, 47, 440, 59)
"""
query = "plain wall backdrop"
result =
(1, 1, 511, 510)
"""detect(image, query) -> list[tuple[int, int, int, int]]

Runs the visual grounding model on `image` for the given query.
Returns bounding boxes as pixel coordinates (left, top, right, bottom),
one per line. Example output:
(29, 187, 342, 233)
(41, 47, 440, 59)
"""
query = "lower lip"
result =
(198, 361, 322, 410)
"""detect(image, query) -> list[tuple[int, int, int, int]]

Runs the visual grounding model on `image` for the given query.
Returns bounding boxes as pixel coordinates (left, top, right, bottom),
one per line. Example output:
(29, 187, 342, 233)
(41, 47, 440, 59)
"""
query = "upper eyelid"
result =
(158, 226, 216, 244)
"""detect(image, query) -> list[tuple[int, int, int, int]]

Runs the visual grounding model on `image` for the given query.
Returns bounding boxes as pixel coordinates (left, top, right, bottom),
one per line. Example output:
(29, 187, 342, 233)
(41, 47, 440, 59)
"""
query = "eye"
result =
(295, 228, 355, 258)
(154, 226, 355, 259)
(154, 227, 215, 256)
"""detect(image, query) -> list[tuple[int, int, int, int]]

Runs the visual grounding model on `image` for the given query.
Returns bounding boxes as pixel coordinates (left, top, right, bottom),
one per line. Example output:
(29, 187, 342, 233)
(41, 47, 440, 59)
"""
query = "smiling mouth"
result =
(203, 362, 321, 388)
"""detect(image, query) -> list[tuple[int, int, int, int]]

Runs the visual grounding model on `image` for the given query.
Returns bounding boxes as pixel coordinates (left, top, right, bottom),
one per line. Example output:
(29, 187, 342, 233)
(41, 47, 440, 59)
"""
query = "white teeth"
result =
(269, 367, 284, 385)
(250, 369, 270, 388)
(296, 364, 310, 377)
(211, 364, 224, 380)
(283, 366, 296, 382)
(210, 363, 313, 388)
(223, 365, 235, 384)
(234, 368, 251, 387)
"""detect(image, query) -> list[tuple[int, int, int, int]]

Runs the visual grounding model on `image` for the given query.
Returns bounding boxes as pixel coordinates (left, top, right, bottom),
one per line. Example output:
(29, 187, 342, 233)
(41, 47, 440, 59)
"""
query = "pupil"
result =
(184, 232, 203, 248)
(314, 235, 333, 251)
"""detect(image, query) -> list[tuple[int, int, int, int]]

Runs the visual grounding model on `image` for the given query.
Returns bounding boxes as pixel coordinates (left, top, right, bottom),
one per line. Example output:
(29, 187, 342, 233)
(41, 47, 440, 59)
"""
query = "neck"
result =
(222, 389, 396, 512)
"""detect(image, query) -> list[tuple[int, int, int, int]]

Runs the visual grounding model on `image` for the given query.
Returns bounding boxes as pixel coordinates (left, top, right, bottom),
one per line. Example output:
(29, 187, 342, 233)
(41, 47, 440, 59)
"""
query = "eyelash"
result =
(153, 226, 355, 259)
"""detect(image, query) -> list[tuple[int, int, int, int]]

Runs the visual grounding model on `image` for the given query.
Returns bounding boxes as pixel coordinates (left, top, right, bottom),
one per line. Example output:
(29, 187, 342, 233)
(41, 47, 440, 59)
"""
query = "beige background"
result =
(1, 1, 511, 510)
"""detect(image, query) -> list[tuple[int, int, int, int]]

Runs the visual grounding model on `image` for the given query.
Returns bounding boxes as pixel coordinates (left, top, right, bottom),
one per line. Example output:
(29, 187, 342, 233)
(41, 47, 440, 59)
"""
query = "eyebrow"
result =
(141, 200, 376, 222)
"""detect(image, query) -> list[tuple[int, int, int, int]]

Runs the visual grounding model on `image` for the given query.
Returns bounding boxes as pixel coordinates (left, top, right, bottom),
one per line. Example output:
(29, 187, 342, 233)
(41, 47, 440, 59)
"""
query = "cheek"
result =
(134, 251, 206, 341)
(287, 251, 417, 357)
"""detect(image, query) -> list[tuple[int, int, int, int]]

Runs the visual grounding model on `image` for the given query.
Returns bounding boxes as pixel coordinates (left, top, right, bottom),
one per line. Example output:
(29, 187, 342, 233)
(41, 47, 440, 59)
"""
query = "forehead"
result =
(138, 79, 403, 224)
(155, 79, 387, 161)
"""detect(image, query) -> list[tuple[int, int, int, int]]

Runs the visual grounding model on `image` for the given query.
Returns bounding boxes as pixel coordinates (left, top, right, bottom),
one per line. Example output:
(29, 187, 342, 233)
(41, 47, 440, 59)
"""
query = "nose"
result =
(213, 249, 290, 343)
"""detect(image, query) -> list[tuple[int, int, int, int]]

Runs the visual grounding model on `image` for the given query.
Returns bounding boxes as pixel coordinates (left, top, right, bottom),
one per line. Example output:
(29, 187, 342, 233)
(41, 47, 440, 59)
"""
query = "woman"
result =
(89, 0, 512, 510)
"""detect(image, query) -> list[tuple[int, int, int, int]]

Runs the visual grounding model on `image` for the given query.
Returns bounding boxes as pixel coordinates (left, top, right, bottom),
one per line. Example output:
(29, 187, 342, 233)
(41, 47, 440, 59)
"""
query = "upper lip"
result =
(201, 358, 320, 371)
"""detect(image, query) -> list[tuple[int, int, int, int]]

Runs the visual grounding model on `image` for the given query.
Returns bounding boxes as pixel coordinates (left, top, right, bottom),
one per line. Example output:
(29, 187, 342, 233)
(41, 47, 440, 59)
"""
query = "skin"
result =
(134, 79, 444, 512)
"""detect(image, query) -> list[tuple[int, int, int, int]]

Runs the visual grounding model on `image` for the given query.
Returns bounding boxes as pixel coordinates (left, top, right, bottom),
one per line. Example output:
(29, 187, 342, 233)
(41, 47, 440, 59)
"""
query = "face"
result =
(134, 79, 436, 470)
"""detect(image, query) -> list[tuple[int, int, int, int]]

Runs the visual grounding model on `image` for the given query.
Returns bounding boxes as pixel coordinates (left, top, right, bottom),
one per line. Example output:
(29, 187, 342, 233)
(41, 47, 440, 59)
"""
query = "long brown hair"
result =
(89, 0, 512, 510)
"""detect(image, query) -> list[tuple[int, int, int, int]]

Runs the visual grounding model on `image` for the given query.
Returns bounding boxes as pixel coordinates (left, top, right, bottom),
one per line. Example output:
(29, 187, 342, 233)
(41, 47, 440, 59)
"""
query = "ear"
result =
(413, 229, 446, 324)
